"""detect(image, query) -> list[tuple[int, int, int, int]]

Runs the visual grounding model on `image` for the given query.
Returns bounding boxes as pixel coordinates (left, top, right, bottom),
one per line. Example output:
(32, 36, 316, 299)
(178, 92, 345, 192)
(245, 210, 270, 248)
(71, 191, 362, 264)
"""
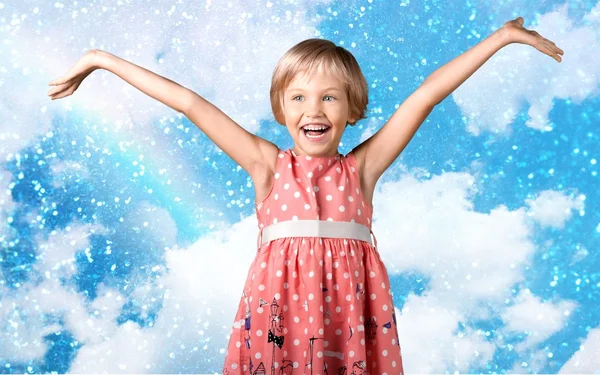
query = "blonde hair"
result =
(270, 38, 368, 127)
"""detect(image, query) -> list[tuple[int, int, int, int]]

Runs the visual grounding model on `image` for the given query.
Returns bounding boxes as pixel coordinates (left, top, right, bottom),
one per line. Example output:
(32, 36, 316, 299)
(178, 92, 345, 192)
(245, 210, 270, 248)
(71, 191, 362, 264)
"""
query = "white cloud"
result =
(372, 168, 580, 372)
(452, 2, 600, 136)
(524, 190, 585, 229)
(0, 222, 125, 362)
(68, 213, 260, 373)
(397, 293, 496, 373)
(559, 328, 600, 373)
(501, 289, 577, 352)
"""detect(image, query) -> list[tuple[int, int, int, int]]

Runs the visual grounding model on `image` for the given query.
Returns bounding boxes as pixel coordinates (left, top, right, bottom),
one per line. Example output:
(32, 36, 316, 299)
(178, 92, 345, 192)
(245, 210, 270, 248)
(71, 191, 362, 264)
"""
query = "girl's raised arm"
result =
(48, 49, 276, 180)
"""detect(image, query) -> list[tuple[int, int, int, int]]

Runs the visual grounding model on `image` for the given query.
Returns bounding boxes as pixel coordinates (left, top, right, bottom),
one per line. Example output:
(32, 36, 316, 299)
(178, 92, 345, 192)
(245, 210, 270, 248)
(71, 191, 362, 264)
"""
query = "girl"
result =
(48, 16, 562, 375)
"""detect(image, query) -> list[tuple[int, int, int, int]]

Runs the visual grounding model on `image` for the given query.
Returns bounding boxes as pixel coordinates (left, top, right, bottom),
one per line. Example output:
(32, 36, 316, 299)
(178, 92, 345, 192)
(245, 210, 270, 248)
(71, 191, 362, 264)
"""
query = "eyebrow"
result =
(286, 87, 343, 93)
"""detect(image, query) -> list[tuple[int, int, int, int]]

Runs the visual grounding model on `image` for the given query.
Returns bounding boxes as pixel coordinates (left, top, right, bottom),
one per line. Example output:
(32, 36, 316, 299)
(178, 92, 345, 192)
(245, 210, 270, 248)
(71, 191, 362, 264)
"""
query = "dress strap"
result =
(258, 220, 373, 248)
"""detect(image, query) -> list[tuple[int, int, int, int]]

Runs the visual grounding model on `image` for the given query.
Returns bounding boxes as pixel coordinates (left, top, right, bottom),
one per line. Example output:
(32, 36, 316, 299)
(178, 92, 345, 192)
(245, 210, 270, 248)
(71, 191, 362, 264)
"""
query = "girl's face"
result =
(281, 66, 355, 157)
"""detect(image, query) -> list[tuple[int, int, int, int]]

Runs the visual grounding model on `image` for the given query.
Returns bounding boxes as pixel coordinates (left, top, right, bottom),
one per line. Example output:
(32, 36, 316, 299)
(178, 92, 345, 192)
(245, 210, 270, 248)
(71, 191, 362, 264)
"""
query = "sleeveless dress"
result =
(222, 148, 404, 375)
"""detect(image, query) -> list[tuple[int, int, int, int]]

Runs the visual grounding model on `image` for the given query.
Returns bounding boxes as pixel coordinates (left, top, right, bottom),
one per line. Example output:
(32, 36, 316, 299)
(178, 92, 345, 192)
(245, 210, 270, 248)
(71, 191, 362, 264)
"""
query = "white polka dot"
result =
(383, 304, 388, 311)
(348, 196, 354, 202)
(324, 175, 331, 181)
(294, 339, 300, 346)
(274, 193, 278, 200)
(275, 293, 280, 300)
(294, 316, 300, 323)
(276, 270, 282, 277)
(326, 194, 333, 201)
(349, 350, 355, 357)
(255, 352, 261, 359)
(294, 191, 300, 198)
(392, 361, 396, 367)
(336, 167, 341, 173)
(325, 296, 332, 303)
(371, 293, 377, 300)
(304, 204, 311, 210)
(287, 163, 292, 168)
(307, 172, 313, 177)
(335, 329, 342, 335)
(308, 293, 314, 300)
(284, 282, 289, 289)
(313, 186, 319, 192)
(317, 351, 323, 358)
(326, 273, 332, 280)
(339, 205, 345, 212)
(261, 262, 267, 269)
(346, 294, 351, 301)
(256, 329, 263, 336)
(355, 270, 359, 277)
(338, 185, 345, 191)
(319, 328, 324, 335)
(309, 271, 314, 277)
(258, 284, 265, 291)
(383, 349, 388, 356)
(231, 363, 237, 370)
(293, 294, 299, 301)
(333, 261, 339, 268)
(281, 204, 287, 211)
(236, 341, 241, 348)
(275, 172, 280, 179)
(343, 272, 350, 279)
(284, 183, 289, 190)
(357, 208, 361, 215)
(370, 271, 376, 278)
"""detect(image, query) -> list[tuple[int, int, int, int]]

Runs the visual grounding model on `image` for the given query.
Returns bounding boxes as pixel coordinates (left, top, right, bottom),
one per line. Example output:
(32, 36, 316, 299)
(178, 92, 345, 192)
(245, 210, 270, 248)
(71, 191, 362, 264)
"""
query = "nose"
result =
(303, 97, 324, 118)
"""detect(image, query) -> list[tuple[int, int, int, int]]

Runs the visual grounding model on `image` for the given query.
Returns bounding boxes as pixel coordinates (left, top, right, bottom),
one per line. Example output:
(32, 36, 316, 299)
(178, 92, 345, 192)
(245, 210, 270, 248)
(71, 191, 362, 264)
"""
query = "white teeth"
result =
(303, 125, 329, 131)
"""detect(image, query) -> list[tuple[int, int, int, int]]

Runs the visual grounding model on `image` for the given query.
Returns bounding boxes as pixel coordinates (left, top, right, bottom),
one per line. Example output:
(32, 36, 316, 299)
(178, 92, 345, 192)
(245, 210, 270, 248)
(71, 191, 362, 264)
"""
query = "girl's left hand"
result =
(501, 16, 564, 63)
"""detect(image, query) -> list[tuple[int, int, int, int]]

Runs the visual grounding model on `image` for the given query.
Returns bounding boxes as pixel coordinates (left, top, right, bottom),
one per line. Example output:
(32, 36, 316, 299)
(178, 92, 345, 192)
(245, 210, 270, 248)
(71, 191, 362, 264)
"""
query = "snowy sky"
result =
(1, 0, 599, 373)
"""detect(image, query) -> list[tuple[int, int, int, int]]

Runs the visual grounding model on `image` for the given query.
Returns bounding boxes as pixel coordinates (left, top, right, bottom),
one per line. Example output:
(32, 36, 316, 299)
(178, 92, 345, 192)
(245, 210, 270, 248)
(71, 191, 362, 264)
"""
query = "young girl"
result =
(48, 16, 562, 375)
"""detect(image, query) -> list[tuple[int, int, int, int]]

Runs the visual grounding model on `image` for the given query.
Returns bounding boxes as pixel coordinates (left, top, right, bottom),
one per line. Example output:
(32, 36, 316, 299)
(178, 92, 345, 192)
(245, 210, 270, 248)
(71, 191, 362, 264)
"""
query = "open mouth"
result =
(302, 126, 331, 139)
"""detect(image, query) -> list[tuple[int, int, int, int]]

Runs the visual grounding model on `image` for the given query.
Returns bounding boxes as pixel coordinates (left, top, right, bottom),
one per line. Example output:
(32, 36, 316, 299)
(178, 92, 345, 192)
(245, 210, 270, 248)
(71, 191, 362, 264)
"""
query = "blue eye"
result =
(291, 95, 336, 101)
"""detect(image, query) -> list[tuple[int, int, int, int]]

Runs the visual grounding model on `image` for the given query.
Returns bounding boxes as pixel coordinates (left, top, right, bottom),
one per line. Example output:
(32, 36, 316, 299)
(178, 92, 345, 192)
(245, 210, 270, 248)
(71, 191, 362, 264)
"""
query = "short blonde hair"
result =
(270, 38, 368, 126)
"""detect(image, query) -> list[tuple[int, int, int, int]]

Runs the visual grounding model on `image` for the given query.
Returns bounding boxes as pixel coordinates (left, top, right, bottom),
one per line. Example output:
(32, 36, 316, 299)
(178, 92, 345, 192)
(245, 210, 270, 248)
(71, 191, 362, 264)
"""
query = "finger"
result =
(544, 44, 562, 62)
(543, 40, 564, 58)
(542, 38, 564, 55)
(48, 77, 69, 86)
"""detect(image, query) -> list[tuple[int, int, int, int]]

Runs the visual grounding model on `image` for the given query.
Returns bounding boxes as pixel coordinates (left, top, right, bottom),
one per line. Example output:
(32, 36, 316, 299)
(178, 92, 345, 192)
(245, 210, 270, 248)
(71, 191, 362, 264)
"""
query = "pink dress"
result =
(222, 148, 404, 375)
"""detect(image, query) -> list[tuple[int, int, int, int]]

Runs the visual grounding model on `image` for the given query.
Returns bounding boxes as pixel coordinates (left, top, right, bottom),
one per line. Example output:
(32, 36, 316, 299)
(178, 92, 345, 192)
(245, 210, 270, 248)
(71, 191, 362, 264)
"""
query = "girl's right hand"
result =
(47, 49, 100, 100)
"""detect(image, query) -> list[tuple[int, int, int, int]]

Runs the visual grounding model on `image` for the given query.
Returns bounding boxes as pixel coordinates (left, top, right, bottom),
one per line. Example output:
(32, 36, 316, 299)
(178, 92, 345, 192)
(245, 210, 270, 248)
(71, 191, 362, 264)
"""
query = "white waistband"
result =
(258, 220, 374, 247)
